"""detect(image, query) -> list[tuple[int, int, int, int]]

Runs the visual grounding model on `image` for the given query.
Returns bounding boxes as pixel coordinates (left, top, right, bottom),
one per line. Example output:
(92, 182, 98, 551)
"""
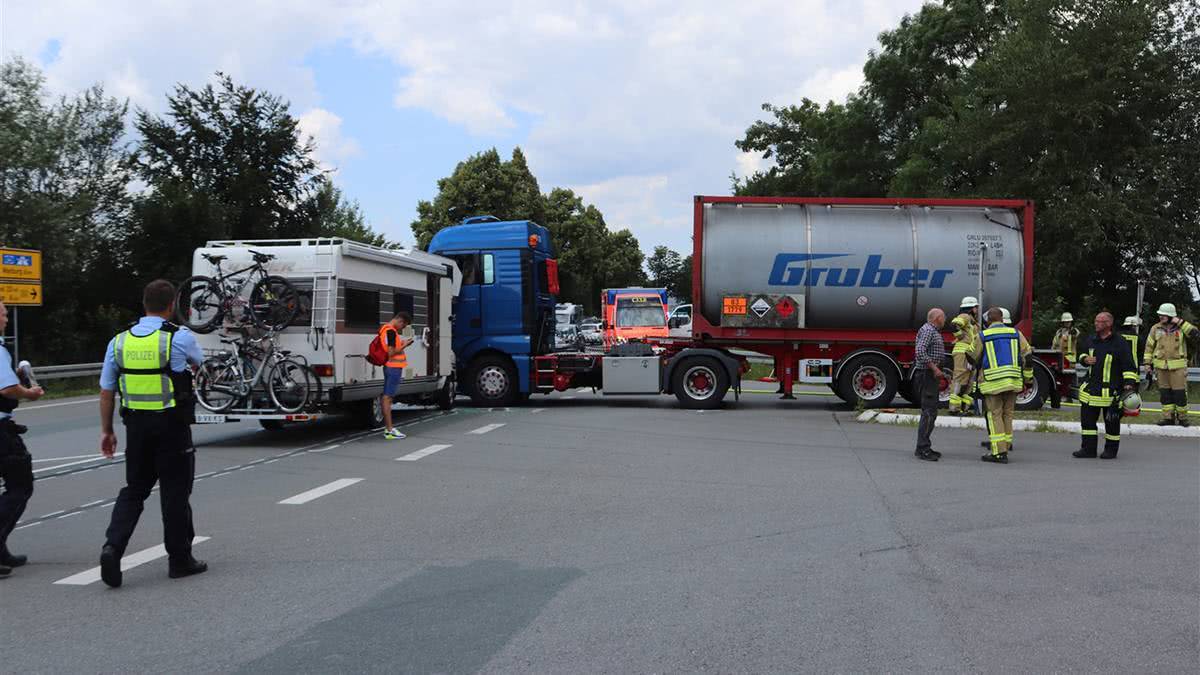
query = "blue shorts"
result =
(384, 367, 404, 397)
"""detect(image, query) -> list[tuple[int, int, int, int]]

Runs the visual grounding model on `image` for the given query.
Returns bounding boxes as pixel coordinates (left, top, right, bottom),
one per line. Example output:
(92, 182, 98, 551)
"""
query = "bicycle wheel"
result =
(176, 276, 225, 333)
(194, 358, 241, 412)
(268, 358, 312, 413)
(250, 275, 300, 331)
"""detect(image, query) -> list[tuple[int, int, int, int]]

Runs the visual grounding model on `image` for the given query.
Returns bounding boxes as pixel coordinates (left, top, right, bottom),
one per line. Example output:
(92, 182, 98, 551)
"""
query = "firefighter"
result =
(1144, 303, 1197, 427)
(1074, 312, 1138, 458)
(971, 307, 1033, 464)
(948, 296, 979, 415)
(1120, 316, 1143, 367)
(1052, 312, 1080, 363)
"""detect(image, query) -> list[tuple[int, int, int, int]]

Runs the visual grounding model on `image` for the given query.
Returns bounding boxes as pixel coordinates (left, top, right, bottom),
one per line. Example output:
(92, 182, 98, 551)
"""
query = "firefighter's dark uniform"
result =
(1074, 332, 1137, 459)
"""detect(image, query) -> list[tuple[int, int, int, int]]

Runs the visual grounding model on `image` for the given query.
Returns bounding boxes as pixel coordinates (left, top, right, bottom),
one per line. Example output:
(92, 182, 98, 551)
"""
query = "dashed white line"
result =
(34, 454, 122, 474)
(54, 536, 211, 586)
(530, 408, 546, 414)
(397, 444, 452, 462)
(560, 396, 576, 400)
(468, 423, 506, 435)
(81, 499, 106, 508)
(278, 478, 364, 505)
(56, 511, 80, 519)
(32, 454, 101, 463)
(41, 510, 65, 519)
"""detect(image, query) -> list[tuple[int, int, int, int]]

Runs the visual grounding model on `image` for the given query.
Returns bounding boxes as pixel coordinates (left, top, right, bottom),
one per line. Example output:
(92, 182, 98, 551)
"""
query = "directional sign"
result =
(0, 248, 42, 282)
(0, 282, 42, 307)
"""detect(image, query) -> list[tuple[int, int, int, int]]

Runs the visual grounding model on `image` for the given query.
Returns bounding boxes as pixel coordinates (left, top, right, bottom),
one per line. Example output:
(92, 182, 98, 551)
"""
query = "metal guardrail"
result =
(1075, 365, 1200, 384)
(34, 363, 103, 381)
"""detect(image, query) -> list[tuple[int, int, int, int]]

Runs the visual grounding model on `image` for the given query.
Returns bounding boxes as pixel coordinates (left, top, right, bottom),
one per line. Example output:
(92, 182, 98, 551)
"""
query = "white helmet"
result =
(1121, 390, 1142, 417)
(1000, 307, 1012, 325)
(959, 296, 979, 309)
(1123, 316, 1142, 327)
(1156, 302, 1178, 318)
(1060, 312, 1073, 322)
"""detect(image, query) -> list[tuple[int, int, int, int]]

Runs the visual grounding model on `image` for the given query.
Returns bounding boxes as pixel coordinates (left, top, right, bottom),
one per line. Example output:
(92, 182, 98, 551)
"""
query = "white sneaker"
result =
(383, 428, 406, 440)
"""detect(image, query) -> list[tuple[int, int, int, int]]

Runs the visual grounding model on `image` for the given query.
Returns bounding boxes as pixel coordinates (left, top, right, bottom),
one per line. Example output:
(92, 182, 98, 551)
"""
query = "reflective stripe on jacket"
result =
(1079, 332, 1137, 407)
(115, 329, 175, 411)
(974, 325, 1026, 395)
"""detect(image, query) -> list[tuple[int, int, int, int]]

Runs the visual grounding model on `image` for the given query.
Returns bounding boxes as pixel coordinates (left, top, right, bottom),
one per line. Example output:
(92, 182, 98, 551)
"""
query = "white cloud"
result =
(2, 0, 928, 254)
(296, 107, 361, 171)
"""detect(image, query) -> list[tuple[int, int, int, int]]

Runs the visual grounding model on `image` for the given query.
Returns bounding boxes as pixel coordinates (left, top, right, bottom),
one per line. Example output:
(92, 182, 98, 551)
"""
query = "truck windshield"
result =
(616, 300, 666, 328)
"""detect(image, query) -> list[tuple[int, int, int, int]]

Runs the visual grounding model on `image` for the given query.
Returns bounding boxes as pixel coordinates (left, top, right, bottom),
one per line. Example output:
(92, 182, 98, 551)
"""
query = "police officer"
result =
(0, 301, 45, 578)
(971, 307, 1032, 464)
(948, 296, 979, 415)
(97, 280, 206, 588)
(1052, 312, 1080, 364)
(1144, 303, 1197, 427)
(1073, 312, 1138, 459)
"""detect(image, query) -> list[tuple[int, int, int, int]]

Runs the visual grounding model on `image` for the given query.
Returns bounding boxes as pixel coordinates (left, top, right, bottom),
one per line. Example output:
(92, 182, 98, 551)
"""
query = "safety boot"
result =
(1178, 414, 1190, 428)
(981, 452, 1008, 464)
(1157, 417, 1175, 426)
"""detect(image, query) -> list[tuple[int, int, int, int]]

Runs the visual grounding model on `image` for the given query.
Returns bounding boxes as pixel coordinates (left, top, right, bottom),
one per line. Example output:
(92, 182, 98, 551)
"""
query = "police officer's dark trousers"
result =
(1080, 403, 1121, 455)
(0, 421, 33, 551)
(104, 411, 195, 561)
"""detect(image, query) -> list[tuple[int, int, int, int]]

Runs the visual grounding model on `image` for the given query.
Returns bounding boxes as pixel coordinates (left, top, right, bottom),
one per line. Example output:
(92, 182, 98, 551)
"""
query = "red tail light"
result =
(312, 364, 334, 377)
(546, 259, 560, 295)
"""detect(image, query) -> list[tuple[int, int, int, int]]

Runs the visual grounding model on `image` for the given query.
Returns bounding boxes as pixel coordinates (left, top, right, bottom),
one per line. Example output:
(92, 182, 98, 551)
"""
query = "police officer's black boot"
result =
(100, 545, 122, 588)
(0, 545, 27, 567)
(0, 562, 10, 578)
(168, 556, 208, 579)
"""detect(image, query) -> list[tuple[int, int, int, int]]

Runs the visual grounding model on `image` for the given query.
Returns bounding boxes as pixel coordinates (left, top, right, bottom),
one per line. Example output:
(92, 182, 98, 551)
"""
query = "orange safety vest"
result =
(378, 324, 407, 369)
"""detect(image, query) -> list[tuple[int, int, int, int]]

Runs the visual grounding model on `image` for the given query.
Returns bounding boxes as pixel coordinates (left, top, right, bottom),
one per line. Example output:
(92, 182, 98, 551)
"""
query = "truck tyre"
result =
(672, 356, 730, 410)
(436, 377, 456, 411)
(1016, 366, 1053, 411)
(838, 355, 899, 408)
(259, 419, 285, 431)
(468, 355, 518, 406)
(356, 397, 385, 429)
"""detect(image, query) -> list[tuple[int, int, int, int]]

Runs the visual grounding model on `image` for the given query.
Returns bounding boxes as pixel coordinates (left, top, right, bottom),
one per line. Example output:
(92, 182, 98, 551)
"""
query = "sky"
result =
(1, 0, 928, 255)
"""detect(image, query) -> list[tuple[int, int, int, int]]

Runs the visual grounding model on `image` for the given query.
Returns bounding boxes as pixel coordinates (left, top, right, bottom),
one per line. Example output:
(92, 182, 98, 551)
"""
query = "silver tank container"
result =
(700, 203, 1025, 329)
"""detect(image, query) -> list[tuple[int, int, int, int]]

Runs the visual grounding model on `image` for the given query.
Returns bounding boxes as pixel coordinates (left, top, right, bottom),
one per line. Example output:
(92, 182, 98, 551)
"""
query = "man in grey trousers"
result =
(913, 308, 947, 461)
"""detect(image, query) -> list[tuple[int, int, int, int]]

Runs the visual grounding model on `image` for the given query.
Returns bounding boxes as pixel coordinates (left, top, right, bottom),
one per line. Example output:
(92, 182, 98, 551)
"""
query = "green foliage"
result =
(0, 57, 135, 363)
(735, 0, 1200, 316)
(412, 148, 646, 311)
(646, 246, 693, 300)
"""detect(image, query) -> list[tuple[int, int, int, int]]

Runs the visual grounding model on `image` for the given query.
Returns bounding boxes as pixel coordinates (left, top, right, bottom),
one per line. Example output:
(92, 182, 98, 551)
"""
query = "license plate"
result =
(195, 413, 226, 424)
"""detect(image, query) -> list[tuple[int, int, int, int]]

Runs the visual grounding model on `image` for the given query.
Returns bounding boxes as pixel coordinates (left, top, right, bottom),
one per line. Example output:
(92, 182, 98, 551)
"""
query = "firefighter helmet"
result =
(1123, 316, 1141, 327)
(1120, 390, 1142, 416)
(1060, 312, 1073, 322)
(1000, 307, 1012, 325)
(1156, 303, 1178, 318)
(959, 296, 979, 309)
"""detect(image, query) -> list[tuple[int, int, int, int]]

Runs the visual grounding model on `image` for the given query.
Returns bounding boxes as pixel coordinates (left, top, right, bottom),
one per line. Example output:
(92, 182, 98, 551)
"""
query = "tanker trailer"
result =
(683, 196, 1065, 409)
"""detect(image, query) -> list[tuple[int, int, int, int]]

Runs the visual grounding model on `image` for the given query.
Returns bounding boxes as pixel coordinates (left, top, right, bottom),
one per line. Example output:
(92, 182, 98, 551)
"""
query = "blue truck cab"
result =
(428, 216, 559, 405)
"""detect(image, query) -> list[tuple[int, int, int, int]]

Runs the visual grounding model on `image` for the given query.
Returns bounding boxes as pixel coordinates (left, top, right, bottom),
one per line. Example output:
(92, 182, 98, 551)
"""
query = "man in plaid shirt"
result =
(912, 308, 948, 461)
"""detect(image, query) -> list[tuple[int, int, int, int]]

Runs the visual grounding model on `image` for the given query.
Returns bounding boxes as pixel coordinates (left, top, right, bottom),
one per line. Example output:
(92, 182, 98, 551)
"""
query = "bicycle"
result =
(176, 250, 300, 334)
(194, 330, 313, 414)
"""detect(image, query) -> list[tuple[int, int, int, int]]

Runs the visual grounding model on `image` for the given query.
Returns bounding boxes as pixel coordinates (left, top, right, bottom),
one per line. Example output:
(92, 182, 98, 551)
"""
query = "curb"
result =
(856, 410, 1200, 438)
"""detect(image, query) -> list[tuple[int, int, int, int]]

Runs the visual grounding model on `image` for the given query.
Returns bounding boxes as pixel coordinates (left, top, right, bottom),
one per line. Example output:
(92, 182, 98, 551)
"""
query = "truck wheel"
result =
(259, 419, 285, 432)
(1016, 367, 1053, 411)
(436, 377, 456, 411)
(672, 356, 730, 410)
(838, 355, 899, 408)
(468, 355, 518, 406)
(356, 397, 385, 428)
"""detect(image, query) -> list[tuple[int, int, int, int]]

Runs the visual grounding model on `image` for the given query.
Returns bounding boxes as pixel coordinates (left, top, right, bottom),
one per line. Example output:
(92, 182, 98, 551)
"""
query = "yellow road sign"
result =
(0, 248, 42, 282)
(0, 282, 42, 306)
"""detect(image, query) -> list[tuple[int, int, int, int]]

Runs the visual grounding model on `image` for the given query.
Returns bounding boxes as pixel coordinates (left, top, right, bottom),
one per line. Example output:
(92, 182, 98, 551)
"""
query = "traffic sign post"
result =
(0, 247, 43, 364)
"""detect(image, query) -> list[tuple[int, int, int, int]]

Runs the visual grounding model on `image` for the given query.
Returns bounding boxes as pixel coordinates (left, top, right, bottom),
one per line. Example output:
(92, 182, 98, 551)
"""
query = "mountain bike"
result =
(194, 331, 313, 414)
(176, 250, 300, 334)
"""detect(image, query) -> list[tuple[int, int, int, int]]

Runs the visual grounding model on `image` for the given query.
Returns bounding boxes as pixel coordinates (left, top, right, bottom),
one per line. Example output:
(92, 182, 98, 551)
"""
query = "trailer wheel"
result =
(356, 397, 385, 429)
(468, 355, 518, 406)
(838, 355, 899, 408)
(436, 377, 456, 411)
(672, 356, 730, 409)
(1016, 367, 1053, 411)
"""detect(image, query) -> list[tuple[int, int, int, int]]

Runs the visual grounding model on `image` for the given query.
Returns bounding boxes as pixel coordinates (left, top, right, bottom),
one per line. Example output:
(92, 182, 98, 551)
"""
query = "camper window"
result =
(481, 254, 495, 284)
(394, 292, 415, 320)
(345, 287, 381, 329)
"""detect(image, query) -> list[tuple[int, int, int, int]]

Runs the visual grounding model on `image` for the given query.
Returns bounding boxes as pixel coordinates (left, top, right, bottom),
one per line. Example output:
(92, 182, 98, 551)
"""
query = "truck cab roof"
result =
(429, 218, 553, 256)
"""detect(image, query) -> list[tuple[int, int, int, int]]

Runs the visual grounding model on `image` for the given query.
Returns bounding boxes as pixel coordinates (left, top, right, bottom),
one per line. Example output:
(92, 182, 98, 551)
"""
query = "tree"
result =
(646, 246, 693, 300)
(735, 0, 1200, 320)
(412, 148, 646, 312)
(0, 58, 135, 363)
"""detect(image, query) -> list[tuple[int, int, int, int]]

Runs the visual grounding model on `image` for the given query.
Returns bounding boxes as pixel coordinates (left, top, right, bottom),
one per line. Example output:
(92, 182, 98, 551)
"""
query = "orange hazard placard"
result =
(722, 297, 747, 315)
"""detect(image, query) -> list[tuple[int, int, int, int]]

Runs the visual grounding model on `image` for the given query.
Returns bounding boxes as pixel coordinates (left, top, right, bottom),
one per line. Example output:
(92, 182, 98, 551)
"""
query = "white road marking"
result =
(530, 408, 546, 414)
(312, 443, 341, 453)
(397, 444, 452, 462)
(41, 510, 65, 518)
(81, 500, 106, 508)
(561, 396, 576, 400)
(278, 478, 363, 505)
(54, 536, 211, 586)
(23, 398, 100, 410)
(56, 511, 80, 519)
(468, 423, 506, 435)
(32, 454, 102, 463)
(34, 454, 122, 474)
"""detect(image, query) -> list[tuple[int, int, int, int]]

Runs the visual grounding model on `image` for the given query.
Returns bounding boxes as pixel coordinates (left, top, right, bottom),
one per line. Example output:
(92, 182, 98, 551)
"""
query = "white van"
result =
(185, 238, 460, 429)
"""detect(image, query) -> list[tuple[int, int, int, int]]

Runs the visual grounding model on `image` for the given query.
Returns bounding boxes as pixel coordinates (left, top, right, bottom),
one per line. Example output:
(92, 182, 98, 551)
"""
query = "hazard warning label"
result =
(750, 297, 771, 318)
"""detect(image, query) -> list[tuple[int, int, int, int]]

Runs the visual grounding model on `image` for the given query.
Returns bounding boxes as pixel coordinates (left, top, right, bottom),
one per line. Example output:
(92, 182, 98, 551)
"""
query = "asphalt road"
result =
(4, 387, 1198, 673)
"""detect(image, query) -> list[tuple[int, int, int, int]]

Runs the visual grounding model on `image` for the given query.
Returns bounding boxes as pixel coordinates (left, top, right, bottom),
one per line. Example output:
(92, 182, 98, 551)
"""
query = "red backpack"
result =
(366, 333, 389, 366)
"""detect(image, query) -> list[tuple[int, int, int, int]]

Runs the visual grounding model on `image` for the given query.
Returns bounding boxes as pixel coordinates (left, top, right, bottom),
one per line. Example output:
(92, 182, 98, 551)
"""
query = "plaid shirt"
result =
(913, 322, 946, 372)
